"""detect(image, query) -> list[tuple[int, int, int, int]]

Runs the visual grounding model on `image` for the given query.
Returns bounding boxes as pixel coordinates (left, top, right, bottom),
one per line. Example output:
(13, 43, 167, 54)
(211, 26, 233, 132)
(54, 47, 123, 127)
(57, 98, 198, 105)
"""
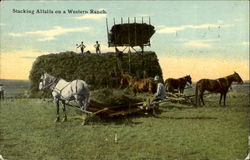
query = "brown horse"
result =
(120, 74, 134, 89)
(164, 75, 192, 93)
(195, 72, 243, 106)
(120, 74, 156, 95)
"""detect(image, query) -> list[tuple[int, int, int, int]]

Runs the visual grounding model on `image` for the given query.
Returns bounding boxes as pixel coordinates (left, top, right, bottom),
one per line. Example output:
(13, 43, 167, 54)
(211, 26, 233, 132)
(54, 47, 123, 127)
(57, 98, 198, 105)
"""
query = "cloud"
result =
(233, 18, 241, 22)
(241, 41, 249, 45)
(184, 39, 218, 48)
(74, 14, 107, 20)
(157, 23, 233, 34)
(8, 26, 91, 41)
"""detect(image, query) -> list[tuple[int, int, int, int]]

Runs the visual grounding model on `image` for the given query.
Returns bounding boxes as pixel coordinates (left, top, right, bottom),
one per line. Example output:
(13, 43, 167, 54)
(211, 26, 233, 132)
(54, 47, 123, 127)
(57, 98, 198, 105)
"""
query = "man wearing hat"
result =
(153, 75, 166, 101)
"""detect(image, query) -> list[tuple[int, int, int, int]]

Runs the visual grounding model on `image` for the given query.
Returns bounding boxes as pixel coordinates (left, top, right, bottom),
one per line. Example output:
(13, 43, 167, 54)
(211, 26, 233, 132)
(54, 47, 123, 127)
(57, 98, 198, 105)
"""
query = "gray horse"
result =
(39, 73, 90, 123)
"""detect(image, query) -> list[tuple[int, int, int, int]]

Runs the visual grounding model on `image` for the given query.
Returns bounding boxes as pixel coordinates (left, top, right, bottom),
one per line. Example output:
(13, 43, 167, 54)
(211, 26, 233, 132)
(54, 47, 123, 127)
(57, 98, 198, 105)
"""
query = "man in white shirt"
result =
(94, 41, 101, 54)
(153, 75, 166, 101)
(77, 41, 86, 54)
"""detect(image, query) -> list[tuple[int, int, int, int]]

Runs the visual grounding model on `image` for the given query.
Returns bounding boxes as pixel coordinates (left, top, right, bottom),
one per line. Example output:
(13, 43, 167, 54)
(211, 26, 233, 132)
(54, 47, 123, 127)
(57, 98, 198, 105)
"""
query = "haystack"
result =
(29, 51, 162, 98)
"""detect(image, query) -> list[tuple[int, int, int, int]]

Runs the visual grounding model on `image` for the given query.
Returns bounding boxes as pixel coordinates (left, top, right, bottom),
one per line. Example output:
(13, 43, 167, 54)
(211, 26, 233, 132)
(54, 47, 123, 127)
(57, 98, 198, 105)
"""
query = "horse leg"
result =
(200, 92, 205, 105)
(62, 101, 67, 122)
(76, 96, 90, 125)
(132, 87, 137, 96)
(219, 93, 223, 105)
(78, 97, 89, 111)
(180, 88, 184, 94)
(168, 87, 173, 93)
(195, 86, 199, 106)
(78, 99, 85, 110)
(223, 93, 227, 106)
(55, 100, 60, 122)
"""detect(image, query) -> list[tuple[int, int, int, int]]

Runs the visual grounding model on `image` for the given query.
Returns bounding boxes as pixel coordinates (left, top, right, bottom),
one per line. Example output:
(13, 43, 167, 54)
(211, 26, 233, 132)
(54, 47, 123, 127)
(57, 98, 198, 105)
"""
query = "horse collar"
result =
(217, 79, 222, 88)
(49, 78, 60, 90)
(224, 78, 229, 86)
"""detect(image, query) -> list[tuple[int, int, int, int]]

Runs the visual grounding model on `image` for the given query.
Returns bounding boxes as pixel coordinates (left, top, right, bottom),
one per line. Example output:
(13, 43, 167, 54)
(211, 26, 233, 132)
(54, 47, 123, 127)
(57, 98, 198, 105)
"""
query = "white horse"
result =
(39, 73, 90, 122)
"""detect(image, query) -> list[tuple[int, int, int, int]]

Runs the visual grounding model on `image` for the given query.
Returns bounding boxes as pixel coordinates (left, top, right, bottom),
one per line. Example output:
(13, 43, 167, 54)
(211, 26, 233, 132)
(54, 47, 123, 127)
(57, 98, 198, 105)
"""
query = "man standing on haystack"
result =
(94, 41, 101, 54)
(77, 41, 86, 54)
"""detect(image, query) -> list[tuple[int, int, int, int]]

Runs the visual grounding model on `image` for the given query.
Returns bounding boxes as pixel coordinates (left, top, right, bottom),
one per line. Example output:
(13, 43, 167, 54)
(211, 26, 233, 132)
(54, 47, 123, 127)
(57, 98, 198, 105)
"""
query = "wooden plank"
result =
(92, 108, 109, 115)
(108, 107, 142, 117)
(64, 103, 94, 114)
(107, 104, 158, 117)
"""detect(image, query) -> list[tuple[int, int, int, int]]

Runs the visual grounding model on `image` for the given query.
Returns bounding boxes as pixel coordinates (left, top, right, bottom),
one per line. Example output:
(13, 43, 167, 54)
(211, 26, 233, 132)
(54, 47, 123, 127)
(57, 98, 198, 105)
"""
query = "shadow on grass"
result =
(157, 115, 218, 120)
(80, 109, 167, 126)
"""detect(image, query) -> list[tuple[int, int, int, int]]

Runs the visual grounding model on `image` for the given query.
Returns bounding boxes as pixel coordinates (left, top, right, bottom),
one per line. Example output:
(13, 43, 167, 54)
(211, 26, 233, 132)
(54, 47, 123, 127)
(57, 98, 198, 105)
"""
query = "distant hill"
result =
(243, 80, 250, 83)
(0, 79, 30, 98)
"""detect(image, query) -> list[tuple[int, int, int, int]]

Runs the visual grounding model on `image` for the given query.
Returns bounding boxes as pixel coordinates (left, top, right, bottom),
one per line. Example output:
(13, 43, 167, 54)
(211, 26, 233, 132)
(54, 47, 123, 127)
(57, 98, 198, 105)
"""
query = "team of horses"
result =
(39, 72, 243, 123)
(120, 74, 192, 95)
(119, 72, 243, 106)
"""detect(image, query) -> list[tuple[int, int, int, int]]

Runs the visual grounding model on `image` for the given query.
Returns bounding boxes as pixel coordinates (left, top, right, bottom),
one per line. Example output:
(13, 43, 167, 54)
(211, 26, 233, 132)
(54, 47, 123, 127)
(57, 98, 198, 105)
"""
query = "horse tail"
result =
(164, 80, 169, 92)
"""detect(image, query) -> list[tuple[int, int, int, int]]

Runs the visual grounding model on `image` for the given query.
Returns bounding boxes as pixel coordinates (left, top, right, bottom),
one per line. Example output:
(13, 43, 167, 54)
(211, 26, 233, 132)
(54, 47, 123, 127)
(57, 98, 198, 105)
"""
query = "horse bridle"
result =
(40, 77, 59, 89)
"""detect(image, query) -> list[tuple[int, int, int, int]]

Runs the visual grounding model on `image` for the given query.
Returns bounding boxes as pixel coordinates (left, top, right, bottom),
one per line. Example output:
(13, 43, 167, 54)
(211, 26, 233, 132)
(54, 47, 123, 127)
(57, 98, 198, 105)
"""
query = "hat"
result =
(154, 75, 160, 81)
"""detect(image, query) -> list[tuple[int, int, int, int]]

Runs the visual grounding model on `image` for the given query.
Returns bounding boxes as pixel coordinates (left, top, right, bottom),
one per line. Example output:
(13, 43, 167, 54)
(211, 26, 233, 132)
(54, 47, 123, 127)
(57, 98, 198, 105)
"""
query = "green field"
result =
(0, 80, 249, 160)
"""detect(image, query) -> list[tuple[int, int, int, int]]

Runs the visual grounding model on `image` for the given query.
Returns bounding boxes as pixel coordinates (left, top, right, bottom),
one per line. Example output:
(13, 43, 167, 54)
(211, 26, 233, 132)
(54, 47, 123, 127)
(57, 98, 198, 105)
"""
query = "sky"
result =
(0, 1, 249, 81)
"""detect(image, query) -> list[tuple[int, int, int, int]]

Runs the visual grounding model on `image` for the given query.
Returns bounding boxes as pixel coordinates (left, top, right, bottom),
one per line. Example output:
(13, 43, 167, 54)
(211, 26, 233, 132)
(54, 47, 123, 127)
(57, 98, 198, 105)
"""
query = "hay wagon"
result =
(63, 98, 159, 124)
(66, 98, 159, 117)
(106, 17, 155, 53)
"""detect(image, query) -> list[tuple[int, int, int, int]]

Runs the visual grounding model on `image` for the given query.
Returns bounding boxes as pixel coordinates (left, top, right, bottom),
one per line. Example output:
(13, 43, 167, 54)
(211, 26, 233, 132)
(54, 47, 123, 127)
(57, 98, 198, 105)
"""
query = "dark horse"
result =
(164, 75, 192, 93)
(195, 72, 243, 106)
(120, 74, 156, 95)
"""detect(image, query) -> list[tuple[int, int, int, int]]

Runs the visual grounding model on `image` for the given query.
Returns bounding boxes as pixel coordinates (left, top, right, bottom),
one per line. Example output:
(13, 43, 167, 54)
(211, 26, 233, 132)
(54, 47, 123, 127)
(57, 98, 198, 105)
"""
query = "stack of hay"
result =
(29, 51, 162, 98)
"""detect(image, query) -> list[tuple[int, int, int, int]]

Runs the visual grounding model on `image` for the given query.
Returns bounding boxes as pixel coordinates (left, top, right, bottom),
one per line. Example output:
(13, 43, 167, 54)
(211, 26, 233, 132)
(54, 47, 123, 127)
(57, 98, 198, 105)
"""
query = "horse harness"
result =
(41, 77, 59, 90)
(52, 80, 80, 101)
(217, 78, 229, 89)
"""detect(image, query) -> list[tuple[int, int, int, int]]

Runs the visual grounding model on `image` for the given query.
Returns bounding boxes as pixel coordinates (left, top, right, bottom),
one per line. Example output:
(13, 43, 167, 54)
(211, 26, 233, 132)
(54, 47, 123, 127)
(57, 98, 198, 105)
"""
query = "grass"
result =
(0, 84, 249, 160)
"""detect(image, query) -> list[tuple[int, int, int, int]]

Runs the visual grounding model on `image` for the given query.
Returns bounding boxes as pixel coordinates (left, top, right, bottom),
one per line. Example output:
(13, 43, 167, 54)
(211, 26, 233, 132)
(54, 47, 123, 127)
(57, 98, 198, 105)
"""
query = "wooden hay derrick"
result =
(106, 17, 155, 53)
(108, 23, 155, 47)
